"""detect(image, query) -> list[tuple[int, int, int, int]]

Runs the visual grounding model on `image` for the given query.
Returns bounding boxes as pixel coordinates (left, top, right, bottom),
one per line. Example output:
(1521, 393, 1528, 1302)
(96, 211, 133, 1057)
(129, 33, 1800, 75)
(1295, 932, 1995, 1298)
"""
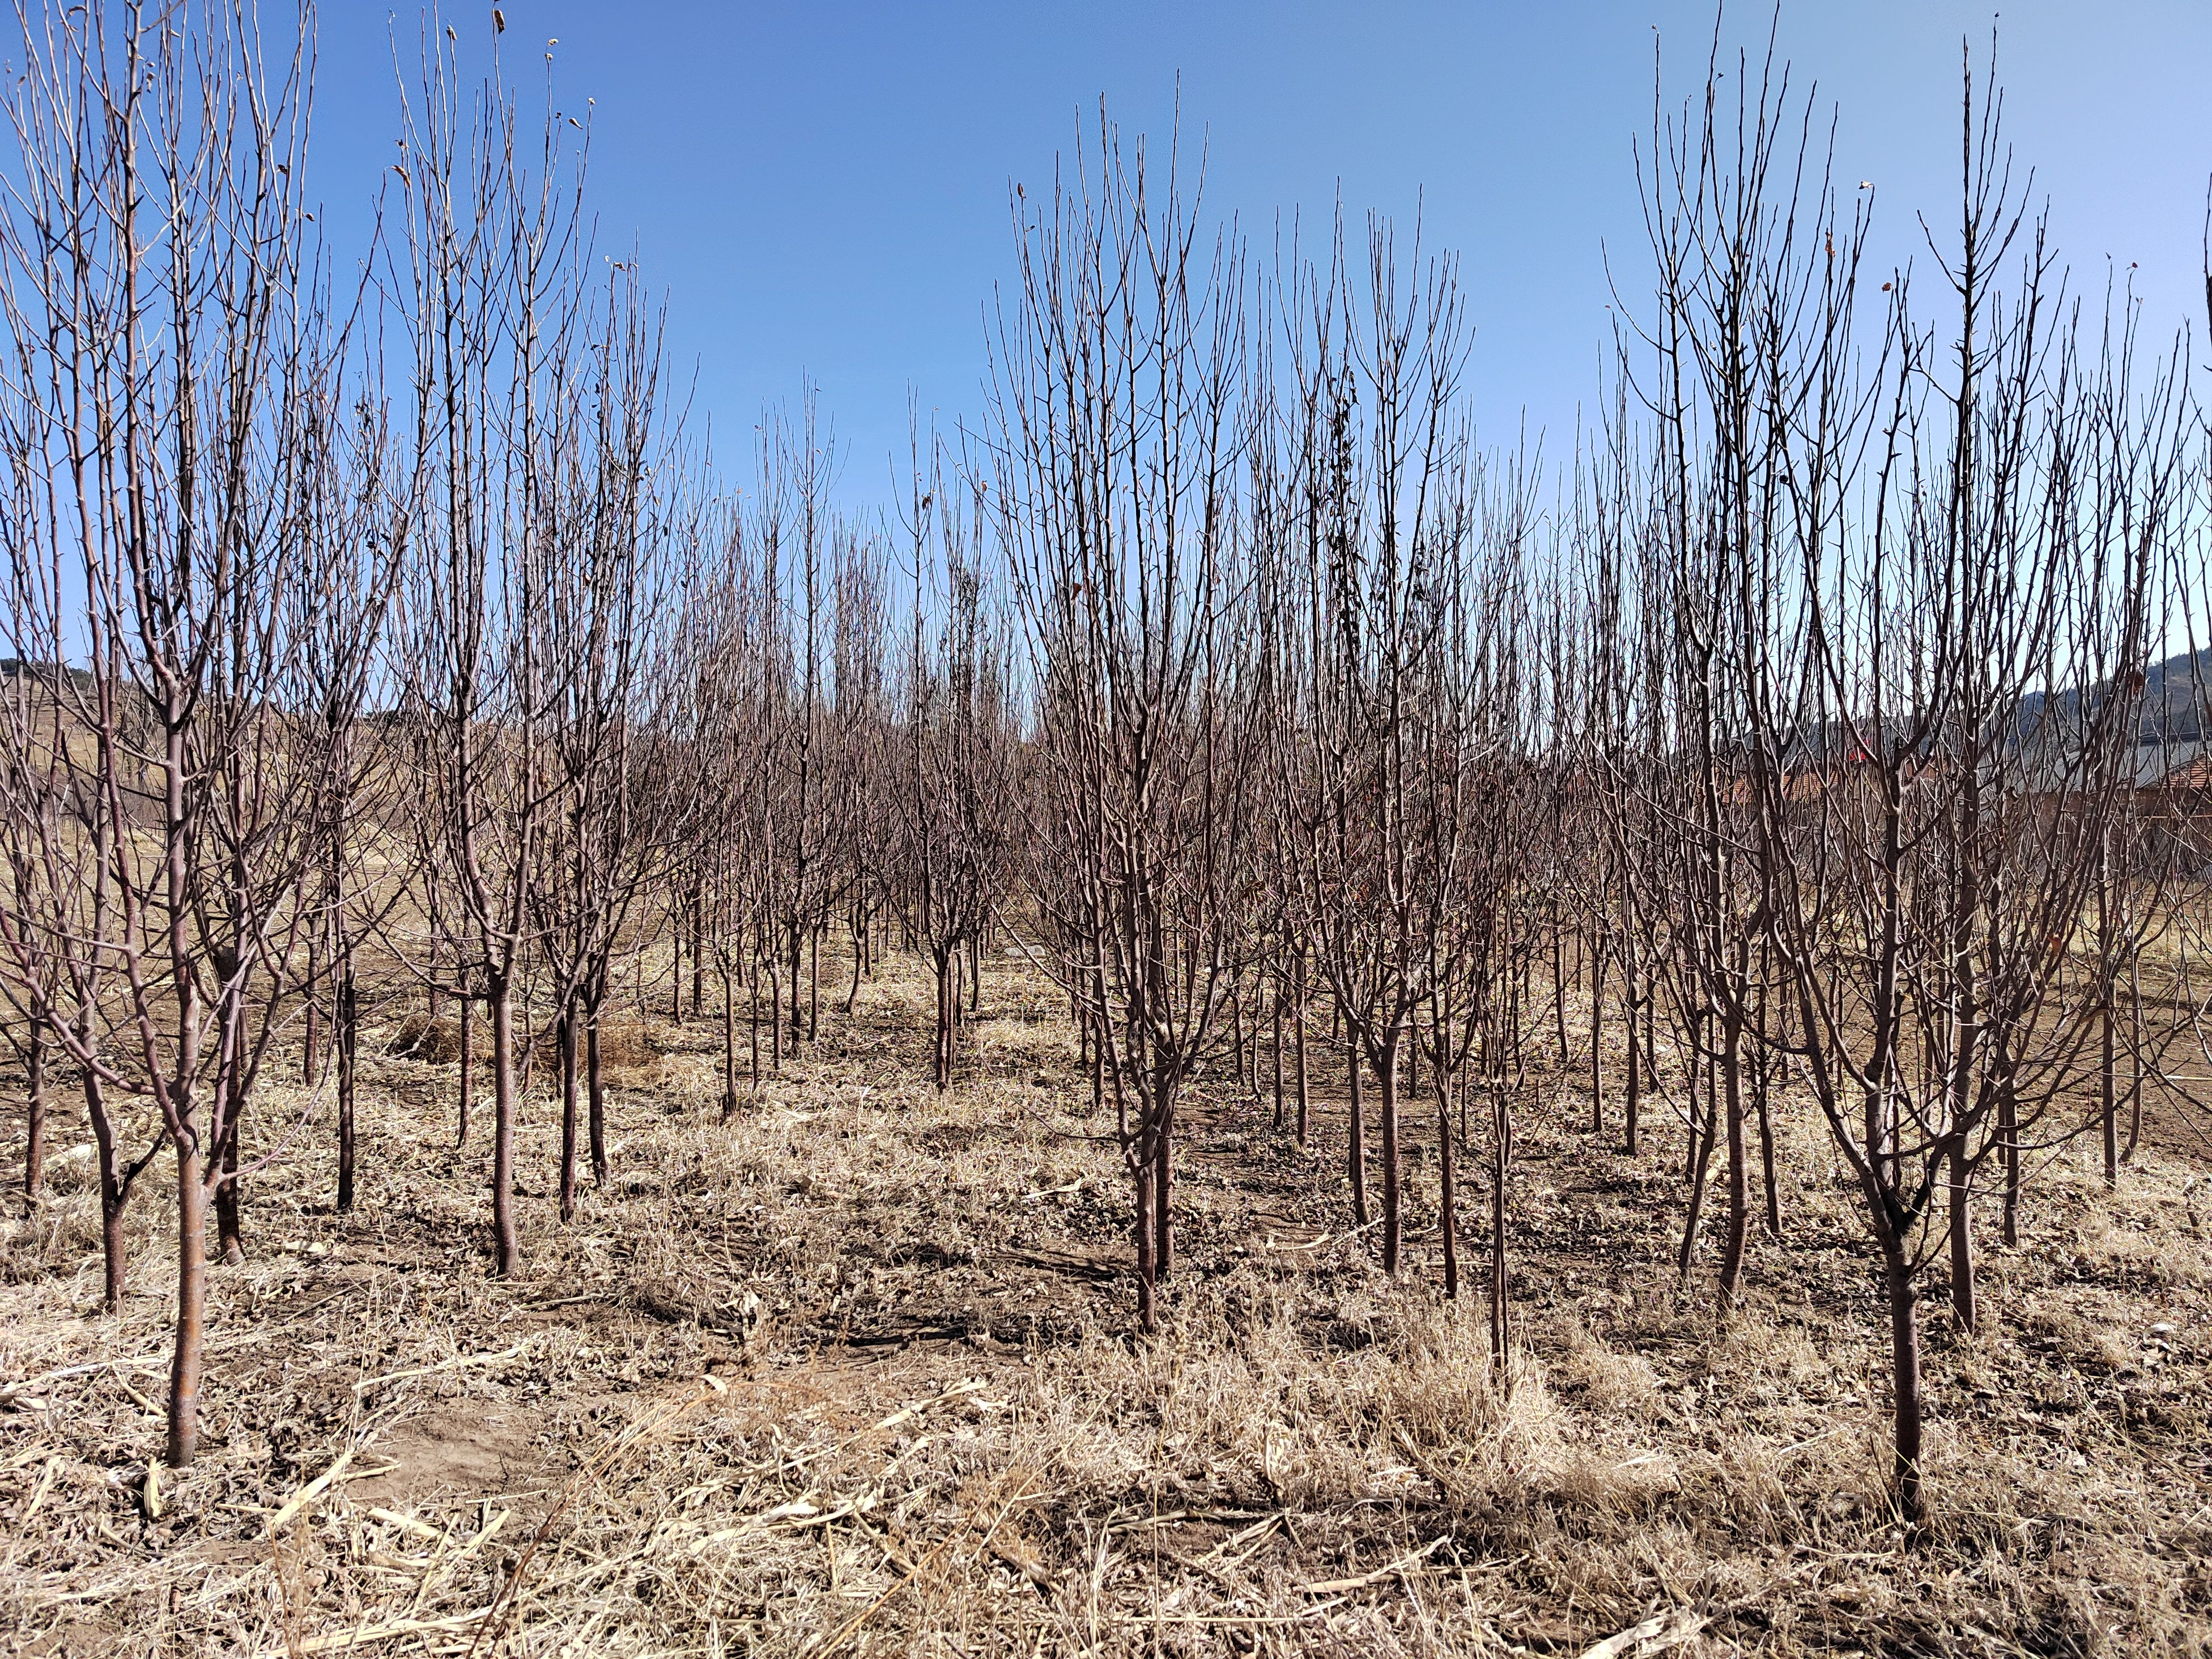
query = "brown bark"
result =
(456, 996, 474, 1149)
(1133, 1160, 1157, 1335)
(334, 962, 358, 1214)
(166, 1133, 207, 1467)
(1270, 982, 1284, 1130)
(558, 1004, 580, 1223)
(215, 1077, 244, 1264)
(1379, 1041, 1401, 1274)
(1152, 1116, 1172, 1282)
(1946, 1141, 1975, 1332)
(1718, 1012, 1749, 1305)
(1438, 1066, 1459, 1300)
(86, 1074, 129, 1311)
(21, 1016, 44, 1216)
(1884, 1246, 1925, 1524)
(490, 983, 520, 1275)
(1346, 1033, 1368, 1225)
(586, 998, 607, 1185)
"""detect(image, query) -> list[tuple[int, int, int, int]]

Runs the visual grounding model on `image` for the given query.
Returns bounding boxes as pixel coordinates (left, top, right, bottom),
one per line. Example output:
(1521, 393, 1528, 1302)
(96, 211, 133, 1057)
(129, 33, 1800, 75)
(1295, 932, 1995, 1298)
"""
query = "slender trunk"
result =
(1883, 1245, 1924, 1524)
(2123, 952, 2144, 1163)
(586, 985, 609, 1183)
(1946, 1140, 1975, 1332)
(22, 1017, 45, 1215)
(771, 943, 784, 1066)
(215, 1073, 244, 1263)
(1133, 1158, 1157, 1335)
(1270, 985, 1284, 1130)
(1552, 920, 1568, 1064)
(808, 924, 822, 1040)
(1090, 1015, 1104, 1119)
(2100, 986, 2118, 1188)
(167, 1129, 207, 1467)
(1293, 965, 1310, 1146)
(1755, 1039, 1780, 1238)
(1488, 1083, 1509, 1384)
(1153, 1112, 1172, 1282)
(670, 905, 684, 1022)
(86, 1074, 127, 1311)
(557, 1001, 579, 1223)
(1623, 942, 1640, 1156)
(721, 959, 739, 1120)
(1437, 1062, 1459, 1299)
(302, 963, 320, 1088)
(934, 953, 954, 1090)
(691, 886, 706, 1019)
(1379, 1039, 1401, 1275)
(456, 996, 474, 1149)
(1678, 1049, 1717, 1277)
(1589, 940, 1606, 1137)
(334, 960, 357, 1214)
(1347, 1031, 1368, 1225)
(2000, 1077, 2019, 1247)
(491, 982, 520, 1276)
(1717, 1011, 1748, 1306)
(749, 951, 762, 1085)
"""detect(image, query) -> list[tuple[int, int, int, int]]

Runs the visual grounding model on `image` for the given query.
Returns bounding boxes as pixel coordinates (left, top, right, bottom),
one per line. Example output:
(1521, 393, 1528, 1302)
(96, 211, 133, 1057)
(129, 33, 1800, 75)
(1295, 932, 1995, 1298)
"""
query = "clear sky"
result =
(304, 2, 2212, 509)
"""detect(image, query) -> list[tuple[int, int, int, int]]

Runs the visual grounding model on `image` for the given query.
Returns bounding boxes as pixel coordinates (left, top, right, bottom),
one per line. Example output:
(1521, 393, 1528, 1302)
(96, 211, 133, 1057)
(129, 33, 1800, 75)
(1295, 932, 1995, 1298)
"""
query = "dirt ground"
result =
(1, 948, 2208, 1656)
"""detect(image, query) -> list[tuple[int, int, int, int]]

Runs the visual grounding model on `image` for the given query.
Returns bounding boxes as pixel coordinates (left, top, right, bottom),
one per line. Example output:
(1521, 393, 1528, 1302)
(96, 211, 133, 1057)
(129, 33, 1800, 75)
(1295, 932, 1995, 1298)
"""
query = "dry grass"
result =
(1, 947, 2209, 1656)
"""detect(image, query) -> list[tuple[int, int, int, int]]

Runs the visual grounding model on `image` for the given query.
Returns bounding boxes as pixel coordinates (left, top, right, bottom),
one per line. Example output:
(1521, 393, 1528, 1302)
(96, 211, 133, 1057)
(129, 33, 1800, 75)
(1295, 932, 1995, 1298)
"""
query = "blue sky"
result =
(304, 2, 2212, 508)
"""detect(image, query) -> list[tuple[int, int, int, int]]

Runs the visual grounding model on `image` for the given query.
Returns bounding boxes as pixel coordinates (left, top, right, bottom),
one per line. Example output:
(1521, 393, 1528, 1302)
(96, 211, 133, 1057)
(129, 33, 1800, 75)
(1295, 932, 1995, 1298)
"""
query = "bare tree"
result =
(990, 118, 1266, 1332)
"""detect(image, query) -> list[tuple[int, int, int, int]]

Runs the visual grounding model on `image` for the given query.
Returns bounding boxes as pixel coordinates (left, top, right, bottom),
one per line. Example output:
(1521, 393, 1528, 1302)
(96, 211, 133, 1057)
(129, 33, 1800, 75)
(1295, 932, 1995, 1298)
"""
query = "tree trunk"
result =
(2000, 1077, 2019, 1248)
(1755, 1040, 1780, 1238)
(1270, 985, 1284, 1130)
(586, 996, 607, 1185)
(1488, 1083, 1509, 1384)
(1379, 1039, 1401, 1274)
(1883, 1246, 1924, 1524)
(21, 1016, 44, 1216)
(771, 945, 784, 1066)
(1438, 1064, 1458, 1299)
(2100, 986, 2118, 1188)
(1552, 921, 1569, 1064)
(1347, 1033, 1368, 1225)
(1622, 942, 1641, 1156)
(1133, 1157, 1157, 1335)
(1153, 1114, 1172, 1282)
(86, 1074, 128, 1312)
(215, 1074, 244, 1264)
(457, 993, 477, 1147)
(334, 962, 357, 1214)
(557, 1001, 580, 1223)
(491, 982, 520, 1276)
(809, 925, 822, 1040)
(749, 952, 762, 1086)
(938, 954, 951, 1087)
(1717, 1011, 1749, 1306)
(1946, 1140, 1975, 1331)
(302, 977, 320, 1088)
(721, 959, 739, 1120)
(166, 1130, 207, 1467)
(1678, 1051, 1717, 1277)
(1293, 965, 1310, 1145)
(1588, 940, 1606, 1137)
(691, 886, 706, 1019)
